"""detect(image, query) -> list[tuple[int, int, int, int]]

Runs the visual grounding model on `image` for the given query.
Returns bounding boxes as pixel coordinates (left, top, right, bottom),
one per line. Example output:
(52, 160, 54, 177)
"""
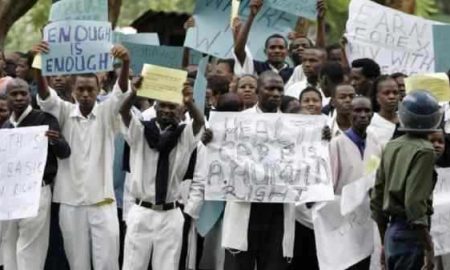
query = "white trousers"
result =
(122, 204, 185, 270)
(2, 185, 51, 270)
(59, 203, 120, 270)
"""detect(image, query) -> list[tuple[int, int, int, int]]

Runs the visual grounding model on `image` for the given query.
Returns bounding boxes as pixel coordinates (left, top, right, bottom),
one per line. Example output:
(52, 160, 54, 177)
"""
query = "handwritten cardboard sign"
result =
(184, 0, 297, 61)
(205, 112, 334, 203)
(0, 126, 48, 220)
(405, 73, 450, 102)
(49, 0, 108, 22)
(313, 197, 374, 270)
(140, 64, 187, 104)
(42, 20, 113, 76)
(431, 168, 450, 256)
(345, 0, 444, 75)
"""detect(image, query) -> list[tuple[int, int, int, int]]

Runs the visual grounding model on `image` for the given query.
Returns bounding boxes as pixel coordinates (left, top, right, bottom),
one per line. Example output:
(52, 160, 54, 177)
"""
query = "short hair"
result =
(290, 36, 314, 47)
(237, 74, 257, 84)
(256, 70, 282, 91)
(319, 62, 344, 85)
(73, 73, 100, 88)
(265, 34, 288, 49)
(351, 58, 381, 79)
(187, 70, 197, 80)
(352, 95, 372, 107)
(6, 78, 30, 94)
(299, 86, 323, 102)
(207, 74, 230, 96)
(371, 75, 395, 112)
(217, 59, 235, 74)
(333, 83, 354, 98)
(216, 93, 243, 112)
(391, 72, 407, 79)
(326, 43, 341, 54)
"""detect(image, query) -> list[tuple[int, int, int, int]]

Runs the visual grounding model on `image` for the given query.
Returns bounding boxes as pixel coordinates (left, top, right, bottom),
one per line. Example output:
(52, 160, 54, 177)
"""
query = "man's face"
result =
(428, 131, 445, 159)
(289, 37, 311, 65)
(155, 101, 182, 128)
(73, 77, 99, 112)
(258, 76, 284, 111)
(394, 76, 406, 101)
(15, 58, 30, 81)
(377, 79, 399, 113)
(7, 86, 30, 113)
(50, 75, 71, 93)
(333, 85, 356, 115)
(0, 100, 10, 124)
(352, 98, 373, 131)
(350, 68, 369, 95)
(302, 49, 325, 80)
(328, 48, 342, 63)
(265, 38, 288, 65)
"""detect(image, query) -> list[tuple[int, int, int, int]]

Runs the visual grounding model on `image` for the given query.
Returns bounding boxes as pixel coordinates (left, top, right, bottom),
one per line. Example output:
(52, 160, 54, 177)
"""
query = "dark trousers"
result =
(224, 203, 289, 270)
(385, 218, 425, 270)
(289, 222, 319, 270)
(44, 203, 69, 270)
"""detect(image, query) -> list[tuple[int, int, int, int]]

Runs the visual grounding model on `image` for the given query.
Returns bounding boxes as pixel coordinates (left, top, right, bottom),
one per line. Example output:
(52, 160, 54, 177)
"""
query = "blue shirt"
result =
(345, 128, 366, 158)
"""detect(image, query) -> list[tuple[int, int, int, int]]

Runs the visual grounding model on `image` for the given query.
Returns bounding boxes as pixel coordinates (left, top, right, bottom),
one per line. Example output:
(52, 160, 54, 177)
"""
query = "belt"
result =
(135, 199, 180, 211)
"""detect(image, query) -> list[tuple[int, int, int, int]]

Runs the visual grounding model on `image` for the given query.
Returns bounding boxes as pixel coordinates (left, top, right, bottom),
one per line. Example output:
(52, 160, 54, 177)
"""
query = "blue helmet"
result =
(398, 90, 443, 133)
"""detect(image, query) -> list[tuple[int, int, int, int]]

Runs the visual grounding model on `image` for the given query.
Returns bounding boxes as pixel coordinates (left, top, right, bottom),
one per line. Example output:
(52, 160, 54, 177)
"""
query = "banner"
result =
(205, 112, 334, 203)
(49, 0, 108, 21)
(193, 56, 209, 112)
(313, 197, 374, 270)
(345, 0, 443, 75)
(405, 73, 450, 102)
(113, 33, 160, 46)
(431, 168, 450, 256)
(184, 0, 297, 61)
(123, 42, 184, 74)
(266, 0, 317, 21)
(0, 126, 48, 220)
(42, 20, 113, 76)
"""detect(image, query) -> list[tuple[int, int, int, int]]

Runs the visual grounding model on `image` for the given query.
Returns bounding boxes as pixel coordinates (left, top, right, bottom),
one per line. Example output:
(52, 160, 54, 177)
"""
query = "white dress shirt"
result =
(37, 82, 130, 205)
(367, 113, 396, 147)
(125, 115, 201, 203)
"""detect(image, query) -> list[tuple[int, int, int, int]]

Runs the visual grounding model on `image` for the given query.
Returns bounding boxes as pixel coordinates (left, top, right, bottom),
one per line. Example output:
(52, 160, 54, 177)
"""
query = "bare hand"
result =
(182, 81, 194, 106)
(249, 0, 263, 16)
(340, 36, 348, 48)
(111, 44, 130, 62)
(31, 41, 50, 55)
(232, 17, 242, 32)
(317, 0, 326, 20)
(201, 128, 213, 145)
(131, 76, 143, 92)
(183, 17, 196, 30)
(423, 248, 435, 270)
(45, 130, 60, 143)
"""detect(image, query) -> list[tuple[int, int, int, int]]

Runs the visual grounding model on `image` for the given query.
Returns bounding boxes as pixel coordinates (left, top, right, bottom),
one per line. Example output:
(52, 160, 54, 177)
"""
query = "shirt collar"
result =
(70, 102, 98, 119)
(254, 103, 281, 114)
(267, 62, 289, 73)
(9, 105, 32, 127)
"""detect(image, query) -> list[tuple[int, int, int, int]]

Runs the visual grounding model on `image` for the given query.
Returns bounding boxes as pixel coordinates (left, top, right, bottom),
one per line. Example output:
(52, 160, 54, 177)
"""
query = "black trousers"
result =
(347, 257, 371, 270)
(224, 203, 290, 270)
(44, 203, 69, 270)
(289, 222, 319, 270)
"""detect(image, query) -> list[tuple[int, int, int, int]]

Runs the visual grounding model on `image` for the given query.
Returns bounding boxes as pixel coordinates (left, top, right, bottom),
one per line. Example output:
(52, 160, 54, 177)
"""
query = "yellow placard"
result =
(231, 0, 240, 27)
(140, 64, 187, 104)
(405, 73, 450, 102)
(364, 155, 380, 175)
(32, 54, 42, 70)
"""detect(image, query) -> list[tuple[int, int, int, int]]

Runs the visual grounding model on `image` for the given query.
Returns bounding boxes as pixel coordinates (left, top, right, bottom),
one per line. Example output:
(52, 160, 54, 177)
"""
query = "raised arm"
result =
(119, 77, 142, 128)
(234, 0, 262, 65)
(182, 82, 205, 135)
(111, 44, 130, 93)
(316, 0, 326, 48)
(32, 41, 50, 100)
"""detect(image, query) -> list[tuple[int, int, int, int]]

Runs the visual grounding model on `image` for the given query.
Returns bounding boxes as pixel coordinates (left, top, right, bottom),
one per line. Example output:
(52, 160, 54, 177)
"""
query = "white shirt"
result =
(37, 82, 131, 205)
(125, 115, 201, 203)
(184, 142, 207, 219)
(284, 65, 306, 90)
(327, 111, 344, 138)
(285, 80, 330, 107)
(367, 113, 396, 147)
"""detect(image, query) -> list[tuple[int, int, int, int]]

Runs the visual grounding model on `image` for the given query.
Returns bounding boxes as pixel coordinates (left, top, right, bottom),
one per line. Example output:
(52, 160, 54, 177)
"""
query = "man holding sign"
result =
(33, 42, 131, 270)
(1, 78, 71, 270)
(119, 75, 205, 270)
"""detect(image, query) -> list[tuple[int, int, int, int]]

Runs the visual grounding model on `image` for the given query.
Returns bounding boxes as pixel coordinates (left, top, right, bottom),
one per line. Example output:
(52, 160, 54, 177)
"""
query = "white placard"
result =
(0, 126, 48, 220)
(345, 0, 442, 75)
(431, 168, 450, 256)
(205, 112, 334, 203)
